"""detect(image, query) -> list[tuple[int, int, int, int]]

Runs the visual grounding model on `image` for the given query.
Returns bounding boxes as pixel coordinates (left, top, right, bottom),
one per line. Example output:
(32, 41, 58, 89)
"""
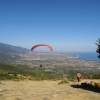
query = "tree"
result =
(95, 38, 100, 59)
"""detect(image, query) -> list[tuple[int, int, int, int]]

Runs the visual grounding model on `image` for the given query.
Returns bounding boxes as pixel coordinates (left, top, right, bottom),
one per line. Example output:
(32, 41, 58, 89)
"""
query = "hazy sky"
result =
(0, 0, 100, 52)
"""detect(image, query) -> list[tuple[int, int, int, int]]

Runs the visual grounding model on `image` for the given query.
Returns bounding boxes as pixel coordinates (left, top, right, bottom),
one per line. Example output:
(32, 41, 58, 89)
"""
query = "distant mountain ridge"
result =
(0, 42, 29, 53)
(0, 42, 30, 61)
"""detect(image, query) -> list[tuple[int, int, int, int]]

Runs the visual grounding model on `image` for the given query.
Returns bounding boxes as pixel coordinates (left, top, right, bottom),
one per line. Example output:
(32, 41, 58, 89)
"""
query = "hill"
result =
(0, 42, 29, 61)
(0, 42, 29, 53)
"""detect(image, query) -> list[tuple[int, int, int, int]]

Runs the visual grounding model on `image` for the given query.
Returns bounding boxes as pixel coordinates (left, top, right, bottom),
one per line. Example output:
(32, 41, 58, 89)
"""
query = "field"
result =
(0, 79, 100, 100)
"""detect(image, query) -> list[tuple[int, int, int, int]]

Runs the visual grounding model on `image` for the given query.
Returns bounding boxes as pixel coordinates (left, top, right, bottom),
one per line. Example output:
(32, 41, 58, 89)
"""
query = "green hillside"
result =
(0, 62, 100, 80)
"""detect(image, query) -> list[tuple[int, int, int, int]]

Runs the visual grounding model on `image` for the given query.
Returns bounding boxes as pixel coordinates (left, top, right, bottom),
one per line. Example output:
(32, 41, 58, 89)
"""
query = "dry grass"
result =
(0, 79, 100, 100)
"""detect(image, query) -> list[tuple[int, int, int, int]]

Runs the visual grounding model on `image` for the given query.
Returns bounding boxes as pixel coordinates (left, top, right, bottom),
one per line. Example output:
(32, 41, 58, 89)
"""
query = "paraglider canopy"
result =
(31, 44, 53, 51)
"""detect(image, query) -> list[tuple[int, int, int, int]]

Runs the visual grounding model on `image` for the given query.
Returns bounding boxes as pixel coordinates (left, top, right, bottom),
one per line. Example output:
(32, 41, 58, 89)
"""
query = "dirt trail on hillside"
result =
(0, 80, 100, 100)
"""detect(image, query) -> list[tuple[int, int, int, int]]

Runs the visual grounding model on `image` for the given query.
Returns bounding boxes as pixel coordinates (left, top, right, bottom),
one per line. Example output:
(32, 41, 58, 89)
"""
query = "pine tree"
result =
(95, 38, 100, 59)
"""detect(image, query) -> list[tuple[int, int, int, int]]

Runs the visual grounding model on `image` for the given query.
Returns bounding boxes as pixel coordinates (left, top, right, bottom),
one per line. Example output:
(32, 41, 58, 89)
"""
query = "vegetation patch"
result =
(0, 62, 100, 81)
(58, 80, 69, 84)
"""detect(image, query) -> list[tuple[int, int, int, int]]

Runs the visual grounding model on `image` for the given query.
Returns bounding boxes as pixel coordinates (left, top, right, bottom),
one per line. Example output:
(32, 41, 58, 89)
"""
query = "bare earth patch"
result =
(0, 80, 100, 100)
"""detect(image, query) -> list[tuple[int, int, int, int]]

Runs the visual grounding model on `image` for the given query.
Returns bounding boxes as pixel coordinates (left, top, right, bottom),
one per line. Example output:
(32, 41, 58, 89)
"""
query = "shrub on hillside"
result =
(58, 80, 69, 84)
(92, 73, 100, 79)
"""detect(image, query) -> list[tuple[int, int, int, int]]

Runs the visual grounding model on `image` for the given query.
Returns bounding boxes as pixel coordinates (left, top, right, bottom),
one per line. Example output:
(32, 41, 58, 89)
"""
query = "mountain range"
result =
(0, 42, 29, 61)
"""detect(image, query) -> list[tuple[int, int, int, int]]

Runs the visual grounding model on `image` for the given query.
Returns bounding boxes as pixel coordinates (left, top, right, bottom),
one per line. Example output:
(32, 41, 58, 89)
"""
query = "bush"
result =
(92, 73, 100, 79)
(58, 80, 69, 84)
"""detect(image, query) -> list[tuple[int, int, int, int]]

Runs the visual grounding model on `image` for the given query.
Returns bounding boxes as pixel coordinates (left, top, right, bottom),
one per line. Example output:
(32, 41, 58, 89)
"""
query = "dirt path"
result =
(0, 80, 100, 100)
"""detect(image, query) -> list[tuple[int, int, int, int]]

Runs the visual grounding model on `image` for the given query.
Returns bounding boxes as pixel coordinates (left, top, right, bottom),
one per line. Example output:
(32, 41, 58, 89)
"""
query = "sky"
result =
(0, 0, 100, 52)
